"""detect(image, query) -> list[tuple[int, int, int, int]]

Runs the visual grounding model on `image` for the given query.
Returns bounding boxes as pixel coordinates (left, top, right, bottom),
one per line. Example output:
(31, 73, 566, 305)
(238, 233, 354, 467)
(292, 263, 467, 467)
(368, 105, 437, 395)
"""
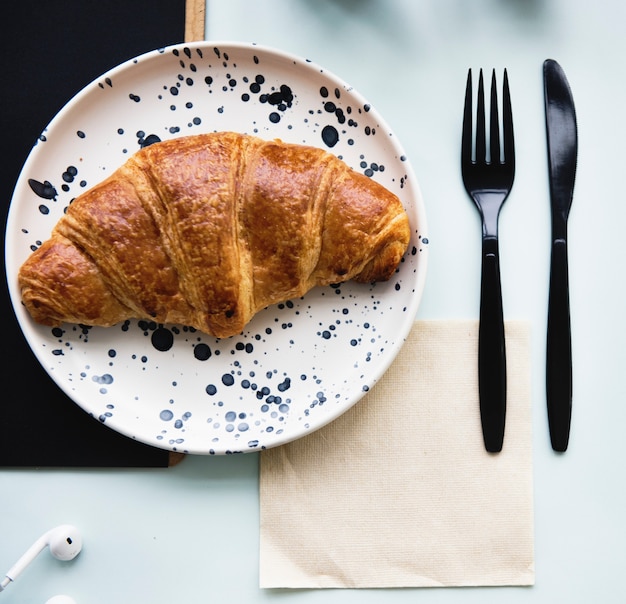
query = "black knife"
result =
(543, 59, 578, 452)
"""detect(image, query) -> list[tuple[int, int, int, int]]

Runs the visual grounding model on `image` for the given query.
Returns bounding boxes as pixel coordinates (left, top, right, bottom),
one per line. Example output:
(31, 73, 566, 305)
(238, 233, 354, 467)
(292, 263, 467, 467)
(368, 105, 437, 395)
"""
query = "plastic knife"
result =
(543, 58, 578, 452)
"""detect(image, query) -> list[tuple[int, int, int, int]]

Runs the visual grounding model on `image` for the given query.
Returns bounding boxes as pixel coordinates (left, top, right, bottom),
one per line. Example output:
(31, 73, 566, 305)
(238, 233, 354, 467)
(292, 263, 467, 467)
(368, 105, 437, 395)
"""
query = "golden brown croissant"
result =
(18, 131, 411, 338)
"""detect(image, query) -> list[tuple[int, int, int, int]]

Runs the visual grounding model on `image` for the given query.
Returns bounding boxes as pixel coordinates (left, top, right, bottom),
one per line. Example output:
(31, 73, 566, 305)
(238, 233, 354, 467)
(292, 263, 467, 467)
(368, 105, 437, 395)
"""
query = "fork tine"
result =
(489, 69, 501, 165)
(502, 69, 515, 166)
(462, 69, 473, 166)
(475, 69, 486, 164)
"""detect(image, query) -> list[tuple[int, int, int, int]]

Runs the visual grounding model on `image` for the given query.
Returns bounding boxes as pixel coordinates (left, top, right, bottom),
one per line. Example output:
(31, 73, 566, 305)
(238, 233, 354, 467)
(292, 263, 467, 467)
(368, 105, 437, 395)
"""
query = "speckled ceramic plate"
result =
(5, 41, 428, 454)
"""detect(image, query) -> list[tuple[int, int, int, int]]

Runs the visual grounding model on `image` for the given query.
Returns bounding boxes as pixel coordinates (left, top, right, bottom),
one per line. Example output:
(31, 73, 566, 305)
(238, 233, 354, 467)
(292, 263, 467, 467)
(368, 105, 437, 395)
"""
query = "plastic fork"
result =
(461, 68, 515, 453)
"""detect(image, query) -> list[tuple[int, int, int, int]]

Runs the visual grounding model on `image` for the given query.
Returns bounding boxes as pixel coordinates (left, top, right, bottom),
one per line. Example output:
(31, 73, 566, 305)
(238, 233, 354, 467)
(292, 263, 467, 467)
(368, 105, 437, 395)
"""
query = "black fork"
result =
(461, 68, 515, 453)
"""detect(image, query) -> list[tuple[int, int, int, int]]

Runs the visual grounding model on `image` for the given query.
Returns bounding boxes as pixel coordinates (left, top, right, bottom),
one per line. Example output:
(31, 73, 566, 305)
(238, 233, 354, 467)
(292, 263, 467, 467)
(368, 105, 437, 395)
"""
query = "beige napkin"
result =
(259, 320, 534, 588)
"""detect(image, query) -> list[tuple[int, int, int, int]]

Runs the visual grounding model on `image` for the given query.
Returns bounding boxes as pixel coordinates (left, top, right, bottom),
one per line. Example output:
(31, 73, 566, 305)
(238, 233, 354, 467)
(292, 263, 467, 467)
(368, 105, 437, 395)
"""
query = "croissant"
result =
(18, 131, 411, 338)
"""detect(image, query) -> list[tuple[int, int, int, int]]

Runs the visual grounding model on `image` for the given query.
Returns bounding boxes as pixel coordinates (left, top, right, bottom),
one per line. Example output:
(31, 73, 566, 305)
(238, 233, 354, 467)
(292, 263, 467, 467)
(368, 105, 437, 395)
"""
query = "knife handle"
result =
(546, 236, 572, 452)
(478, 237, 507, 453)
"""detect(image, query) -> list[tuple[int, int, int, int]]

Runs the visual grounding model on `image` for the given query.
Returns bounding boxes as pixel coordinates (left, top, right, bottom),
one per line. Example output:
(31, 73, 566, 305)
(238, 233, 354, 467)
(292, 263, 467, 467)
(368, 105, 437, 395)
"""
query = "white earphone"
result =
(0, 524, 82, 595)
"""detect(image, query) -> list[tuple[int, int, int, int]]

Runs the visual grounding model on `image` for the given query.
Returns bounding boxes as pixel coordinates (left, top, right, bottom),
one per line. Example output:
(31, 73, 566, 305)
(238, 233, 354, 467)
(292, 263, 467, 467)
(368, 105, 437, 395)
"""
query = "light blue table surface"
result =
(2, 0, 625, 601)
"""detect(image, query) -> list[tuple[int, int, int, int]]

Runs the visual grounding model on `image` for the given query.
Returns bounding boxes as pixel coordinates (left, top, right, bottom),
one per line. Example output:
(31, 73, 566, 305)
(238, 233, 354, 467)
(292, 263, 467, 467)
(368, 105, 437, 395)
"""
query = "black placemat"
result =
(1, 0, 186, 467)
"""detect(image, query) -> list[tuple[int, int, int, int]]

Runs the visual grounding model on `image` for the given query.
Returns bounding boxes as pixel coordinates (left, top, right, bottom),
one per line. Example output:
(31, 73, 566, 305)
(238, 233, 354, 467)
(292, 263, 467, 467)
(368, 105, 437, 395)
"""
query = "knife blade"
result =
(543, 58, 578, 452)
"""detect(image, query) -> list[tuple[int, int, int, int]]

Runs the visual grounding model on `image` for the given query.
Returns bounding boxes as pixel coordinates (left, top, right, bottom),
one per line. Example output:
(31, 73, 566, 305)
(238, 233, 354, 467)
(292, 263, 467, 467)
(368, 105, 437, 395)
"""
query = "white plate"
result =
(5, 41, 428, 454)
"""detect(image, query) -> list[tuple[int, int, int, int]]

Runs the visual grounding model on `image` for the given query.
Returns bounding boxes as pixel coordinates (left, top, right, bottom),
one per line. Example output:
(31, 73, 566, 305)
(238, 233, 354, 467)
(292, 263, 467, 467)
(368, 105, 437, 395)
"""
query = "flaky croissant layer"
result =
(18, 132, 411, 338)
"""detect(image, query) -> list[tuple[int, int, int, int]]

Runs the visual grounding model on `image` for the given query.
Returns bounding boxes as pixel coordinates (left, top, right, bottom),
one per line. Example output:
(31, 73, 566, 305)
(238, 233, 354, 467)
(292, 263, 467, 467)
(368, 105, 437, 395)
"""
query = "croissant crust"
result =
(18, 132, 411, 338)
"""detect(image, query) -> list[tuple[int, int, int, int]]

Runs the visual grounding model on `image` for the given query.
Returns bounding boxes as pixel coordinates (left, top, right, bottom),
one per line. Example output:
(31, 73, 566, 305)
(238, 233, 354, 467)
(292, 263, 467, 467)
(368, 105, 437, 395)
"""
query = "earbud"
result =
(0, 525, 82, 591)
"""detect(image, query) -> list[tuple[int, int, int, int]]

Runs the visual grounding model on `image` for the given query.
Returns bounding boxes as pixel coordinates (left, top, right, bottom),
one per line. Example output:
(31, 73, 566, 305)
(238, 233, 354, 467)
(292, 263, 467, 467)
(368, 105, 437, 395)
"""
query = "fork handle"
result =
(546, 235, 572, 452)
(479, 237, 507, 453)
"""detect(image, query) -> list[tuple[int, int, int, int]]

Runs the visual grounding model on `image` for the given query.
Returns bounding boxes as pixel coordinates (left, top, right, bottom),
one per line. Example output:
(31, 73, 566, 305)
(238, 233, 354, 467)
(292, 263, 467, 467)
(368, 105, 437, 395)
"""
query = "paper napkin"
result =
(259, 320, 534, 588)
